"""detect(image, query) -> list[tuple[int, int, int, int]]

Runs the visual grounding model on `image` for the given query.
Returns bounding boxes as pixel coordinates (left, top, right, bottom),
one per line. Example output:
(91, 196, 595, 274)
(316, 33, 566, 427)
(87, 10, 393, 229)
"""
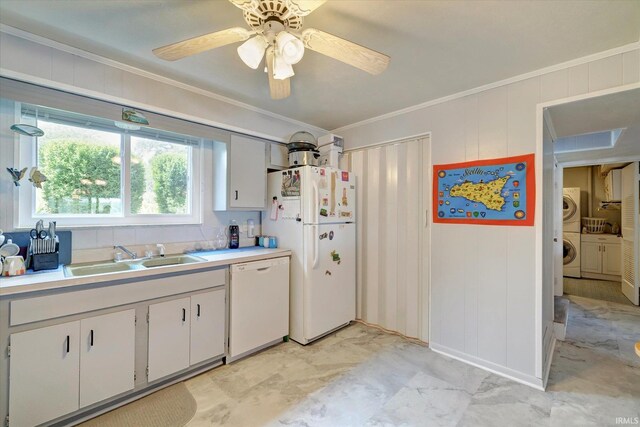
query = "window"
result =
(36, 121, 123, 215)
(17, 104, 201, 227)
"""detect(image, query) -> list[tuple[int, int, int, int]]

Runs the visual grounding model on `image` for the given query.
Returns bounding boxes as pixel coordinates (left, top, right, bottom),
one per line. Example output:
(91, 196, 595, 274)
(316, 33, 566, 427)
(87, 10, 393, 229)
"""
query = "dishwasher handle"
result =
(231, 257, 289, 273)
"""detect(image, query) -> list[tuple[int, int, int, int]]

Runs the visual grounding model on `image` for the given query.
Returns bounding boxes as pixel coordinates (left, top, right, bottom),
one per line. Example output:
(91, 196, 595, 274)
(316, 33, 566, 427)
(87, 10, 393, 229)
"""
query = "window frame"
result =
(16, 104, 202, 228)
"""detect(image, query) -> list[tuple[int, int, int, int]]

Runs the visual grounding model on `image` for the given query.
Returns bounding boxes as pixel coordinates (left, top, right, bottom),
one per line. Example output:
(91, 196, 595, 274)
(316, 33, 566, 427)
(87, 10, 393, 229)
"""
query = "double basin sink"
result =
(64, 254, 206, 277)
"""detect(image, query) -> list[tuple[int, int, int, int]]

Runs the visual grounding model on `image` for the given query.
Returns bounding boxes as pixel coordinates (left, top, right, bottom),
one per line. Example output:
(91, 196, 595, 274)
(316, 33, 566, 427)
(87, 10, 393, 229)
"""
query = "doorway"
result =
(540, 86, 640, 387)
(560, 162, 637, 306)
(345, 134, 430, 343)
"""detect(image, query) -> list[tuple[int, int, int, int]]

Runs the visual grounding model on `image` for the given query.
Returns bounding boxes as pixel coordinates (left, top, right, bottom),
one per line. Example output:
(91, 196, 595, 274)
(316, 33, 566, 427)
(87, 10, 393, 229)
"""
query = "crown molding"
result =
(0, 24, 328, 135)
(332, 40, 640, 134)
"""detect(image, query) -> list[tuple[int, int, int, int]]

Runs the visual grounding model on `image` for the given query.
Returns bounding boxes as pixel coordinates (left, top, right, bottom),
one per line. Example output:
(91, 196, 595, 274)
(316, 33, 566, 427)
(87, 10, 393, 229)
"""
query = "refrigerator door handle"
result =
(312, 180, 319, 224)
(312, 225, 319, 269)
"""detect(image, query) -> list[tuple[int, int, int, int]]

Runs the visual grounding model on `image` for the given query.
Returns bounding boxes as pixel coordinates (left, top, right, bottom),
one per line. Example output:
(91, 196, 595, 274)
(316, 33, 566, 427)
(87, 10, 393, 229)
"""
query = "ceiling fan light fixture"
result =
(273, 50, 295, 80)
(237, 35, 268, 69)
(276, 31, 304, 64)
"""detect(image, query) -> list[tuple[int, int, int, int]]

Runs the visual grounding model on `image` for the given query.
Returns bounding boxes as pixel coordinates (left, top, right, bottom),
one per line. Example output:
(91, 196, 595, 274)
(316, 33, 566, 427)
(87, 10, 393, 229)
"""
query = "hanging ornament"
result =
(29, 167, 47, 189)
(6, 167, 27, 186)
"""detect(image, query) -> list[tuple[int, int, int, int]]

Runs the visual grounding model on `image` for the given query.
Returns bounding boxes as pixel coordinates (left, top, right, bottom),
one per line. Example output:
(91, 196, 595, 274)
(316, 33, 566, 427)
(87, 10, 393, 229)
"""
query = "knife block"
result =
(32, 252, 59, 271)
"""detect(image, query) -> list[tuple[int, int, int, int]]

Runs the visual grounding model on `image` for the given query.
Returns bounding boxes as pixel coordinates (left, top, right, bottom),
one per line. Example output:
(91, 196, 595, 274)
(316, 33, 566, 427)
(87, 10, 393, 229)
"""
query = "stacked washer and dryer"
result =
(563, 187, 581, 278)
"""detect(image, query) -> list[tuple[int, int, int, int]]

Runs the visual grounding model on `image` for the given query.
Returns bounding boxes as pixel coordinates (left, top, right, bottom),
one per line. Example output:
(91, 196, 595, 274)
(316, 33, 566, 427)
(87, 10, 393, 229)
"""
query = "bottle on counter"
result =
(229, 220, 240, 249)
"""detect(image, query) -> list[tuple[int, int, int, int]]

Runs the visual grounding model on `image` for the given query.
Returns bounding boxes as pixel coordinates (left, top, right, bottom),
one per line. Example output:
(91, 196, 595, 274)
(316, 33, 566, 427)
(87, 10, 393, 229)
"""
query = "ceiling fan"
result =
(152, 0, 390, 99)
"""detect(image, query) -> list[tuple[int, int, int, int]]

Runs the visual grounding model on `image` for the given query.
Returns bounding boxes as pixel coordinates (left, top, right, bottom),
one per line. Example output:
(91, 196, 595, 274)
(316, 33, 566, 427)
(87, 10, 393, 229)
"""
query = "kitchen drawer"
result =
(10, 268, 225, 326)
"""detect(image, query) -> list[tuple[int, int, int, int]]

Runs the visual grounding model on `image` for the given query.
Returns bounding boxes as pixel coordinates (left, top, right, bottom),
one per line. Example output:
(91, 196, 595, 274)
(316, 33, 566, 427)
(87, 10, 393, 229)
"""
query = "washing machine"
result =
(563, 187, 581, 233)
(563, 232, 581, 278)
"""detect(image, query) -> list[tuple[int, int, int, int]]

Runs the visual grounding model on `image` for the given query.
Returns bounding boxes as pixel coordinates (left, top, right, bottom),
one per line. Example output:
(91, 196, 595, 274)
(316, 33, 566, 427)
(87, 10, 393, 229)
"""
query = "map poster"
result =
(432, 153, 535, 226)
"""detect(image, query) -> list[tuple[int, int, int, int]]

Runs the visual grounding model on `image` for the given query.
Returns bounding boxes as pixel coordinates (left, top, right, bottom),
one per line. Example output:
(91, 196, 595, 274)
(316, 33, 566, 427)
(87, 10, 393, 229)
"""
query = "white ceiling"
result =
(0, 1, 639, 130)
(549, 88, 640, 165)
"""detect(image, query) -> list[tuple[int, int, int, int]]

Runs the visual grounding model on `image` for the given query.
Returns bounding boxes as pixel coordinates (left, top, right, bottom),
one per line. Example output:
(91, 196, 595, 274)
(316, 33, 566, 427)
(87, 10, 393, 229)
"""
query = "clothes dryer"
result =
(563, 187, 581, 233)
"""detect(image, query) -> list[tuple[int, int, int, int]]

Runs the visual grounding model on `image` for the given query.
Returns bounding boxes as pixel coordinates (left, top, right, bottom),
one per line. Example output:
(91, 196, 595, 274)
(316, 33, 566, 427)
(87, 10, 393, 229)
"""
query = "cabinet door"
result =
(80, 310, 136, 408)
(269, 143, 289, 169)
(581, 241, 602, 273)
(229, 135, 266, 209)
(190, 289, 225, 365)
(602, 242, 622, 276)
(148, 298, 191, 382)
(9, 322, 80, 427)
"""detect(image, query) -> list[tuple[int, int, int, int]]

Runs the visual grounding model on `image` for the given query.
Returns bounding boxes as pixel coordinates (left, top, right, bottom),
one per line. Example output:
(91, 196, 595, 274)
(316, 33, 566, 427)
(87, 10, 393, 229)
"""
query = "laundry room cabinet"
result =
(581, 234, 622, 279)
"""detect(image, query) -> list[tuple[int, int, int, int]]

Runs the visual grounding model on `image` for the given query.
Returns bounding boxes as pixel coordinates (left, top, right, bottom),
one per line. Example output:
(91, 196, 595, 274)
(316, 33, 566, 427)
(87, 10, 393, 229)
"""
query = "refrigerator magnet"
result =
(330, 250, 341, 264)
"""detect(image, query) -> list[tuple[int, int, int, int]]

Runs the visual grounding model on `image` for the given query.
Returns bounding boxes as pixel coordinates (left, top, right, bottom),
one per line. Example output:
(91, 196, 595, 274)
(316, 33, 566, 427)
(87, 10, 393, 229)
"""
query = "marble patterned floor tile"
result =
(548, 340, 640, 398)
(550, 392, 640, 427)
(457, 374, 553, 427)
(175, 307, 640, 427)
(365, 372, 472, 427)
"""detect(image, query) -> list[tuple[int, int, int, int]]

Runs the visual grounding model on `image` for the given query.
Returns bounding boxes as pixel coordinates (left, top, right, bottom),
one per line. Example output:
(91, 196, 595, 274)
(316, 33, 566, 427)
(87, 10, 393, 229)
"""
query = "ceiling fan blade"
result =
(284, 0, 327, 16)
(153, 27, 251, 61)
(301, 28, 390, 75)
(228, 0, 261, 13)
(266, 47, 291, 99)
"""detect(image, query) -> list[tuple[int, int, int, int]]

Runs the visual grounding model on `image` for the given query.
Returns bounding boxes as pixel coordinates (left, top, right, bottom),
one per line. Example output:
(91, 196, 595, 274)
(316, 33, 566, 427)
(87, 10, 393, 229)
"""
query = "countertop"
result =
(0, 247, 291, 297)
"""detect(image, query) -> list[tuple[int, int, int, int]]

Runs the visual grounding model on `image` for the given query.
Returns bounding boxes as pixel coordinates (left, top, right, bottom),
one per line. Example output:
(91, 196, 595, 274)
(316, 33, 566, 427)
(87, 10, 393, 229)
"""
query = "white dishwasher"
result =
(229, 256, 290, 361)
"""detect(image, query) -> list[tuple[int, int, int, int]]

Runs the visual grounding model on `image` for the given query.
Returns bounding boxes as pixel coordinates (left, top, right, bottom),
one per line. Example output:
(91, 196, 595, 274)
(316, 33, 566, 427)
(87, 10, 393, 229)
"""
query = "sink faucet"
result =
(156, 244, 165, 257)
(114, 245, 137, 260)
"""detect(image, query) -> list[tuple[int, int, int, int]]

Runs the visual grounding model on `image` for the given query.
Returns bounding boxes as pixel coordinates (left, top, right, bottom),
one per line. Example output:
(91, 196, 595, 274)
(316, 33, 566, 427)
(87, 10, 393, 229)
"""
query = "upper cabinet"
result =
(213, 134, 267, 211)
(268, 143, 289, 170)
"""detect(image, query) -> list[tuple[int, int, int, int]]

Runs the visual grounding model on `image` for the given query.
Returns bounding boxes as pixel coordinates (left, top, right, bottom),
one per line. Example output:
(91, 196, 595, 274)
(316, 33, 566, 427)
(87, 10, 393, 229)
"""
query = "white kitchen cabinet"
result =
(190, 290, 225, 365)
(148, 297, 191, 382)
(9, 321, 81, 427)
(80, 310, 135, 408)
(149, 290, 226, 380)
(213, 134, 267, 211)
(581, 234, 621, 278)
(9, 310, 136, 425)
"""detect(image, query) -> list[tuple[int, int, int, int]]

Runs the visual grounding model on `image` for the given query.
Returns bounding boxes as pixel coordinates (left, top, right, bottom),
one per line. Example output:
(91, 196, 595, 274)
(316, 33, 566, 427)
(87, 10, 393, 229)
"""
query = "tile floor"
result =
(181, 295, 640, 427)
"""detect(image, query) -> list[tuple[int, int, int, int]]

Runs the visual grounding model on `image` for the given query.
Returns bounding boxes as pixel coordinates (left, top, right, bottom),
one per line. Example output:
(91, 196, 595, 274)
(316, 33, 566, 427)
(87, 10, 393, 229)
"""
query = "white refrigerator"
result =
(262, 166, 356, 344)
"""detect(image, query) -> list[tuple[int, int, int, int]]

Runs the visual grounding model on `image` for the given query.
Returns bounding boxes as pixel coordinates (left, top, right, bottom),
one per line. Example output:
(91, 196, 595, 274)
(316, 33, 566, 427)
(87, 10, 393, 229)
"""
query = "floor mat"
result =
(563, 277, 633, 306)
(80, 382, 196, 427)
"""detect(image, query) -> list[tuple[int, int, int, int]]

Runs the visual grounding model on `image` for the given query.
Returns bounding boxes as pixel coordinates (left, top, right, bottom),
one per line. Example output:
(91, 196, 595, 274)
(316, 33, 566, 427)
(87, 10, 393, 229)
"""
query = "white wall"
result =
(335, 45, 640, 387)
(0, 31, 324, 261)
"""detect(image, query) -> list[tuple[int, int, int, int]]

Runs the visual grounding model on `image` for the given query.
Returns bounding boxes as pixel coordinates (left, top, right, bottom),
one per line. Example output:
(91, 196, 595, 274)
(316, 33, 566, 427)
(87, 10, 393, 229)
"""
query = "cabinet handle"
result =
(197, 303, 201, 317)
(603, 246, 606, 252)
(90, 330, 94, 347)
(182, 308, 186, 322)
(598, 246, 601, 252)
(235, 190, 239, 200)
(66, 335, 70, 353)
